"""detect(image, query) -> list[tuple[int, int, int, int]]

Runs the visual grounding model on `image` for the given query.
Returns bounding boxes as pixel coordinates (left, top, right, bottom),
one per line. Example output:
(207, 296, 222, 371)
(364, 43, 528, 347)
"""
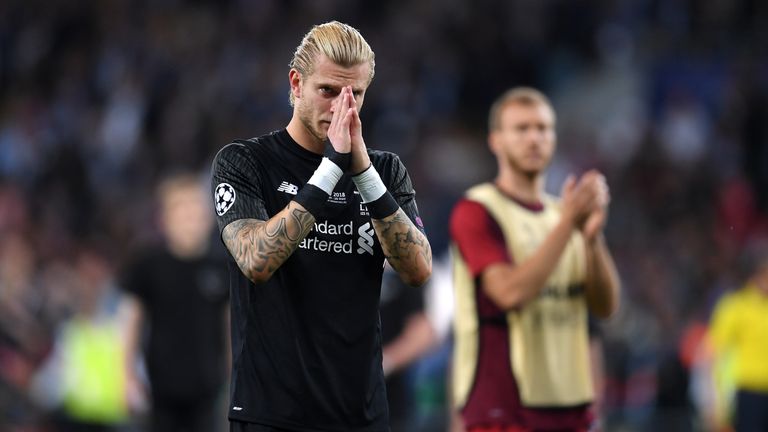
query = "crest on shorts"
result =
(214, 183, 236, 216)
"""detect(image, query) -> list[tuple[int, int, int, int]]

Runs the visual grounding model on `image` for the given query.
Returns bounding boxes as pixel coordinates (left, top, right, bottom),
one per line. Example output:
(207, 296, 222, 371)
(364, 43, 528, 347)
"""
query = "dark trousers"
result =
(735, 389, 768, 432)
(53, 409, 121, 432)
(151, 395, 219, 432)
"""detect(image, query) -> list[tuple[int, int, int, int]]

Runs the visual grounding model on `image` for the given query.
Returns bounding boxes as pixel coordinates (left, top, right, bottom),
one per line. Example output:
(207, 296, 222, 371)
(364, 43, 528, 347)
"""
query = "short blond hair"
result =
(488, 87, 554, 131)
(289, 21, 375, 106)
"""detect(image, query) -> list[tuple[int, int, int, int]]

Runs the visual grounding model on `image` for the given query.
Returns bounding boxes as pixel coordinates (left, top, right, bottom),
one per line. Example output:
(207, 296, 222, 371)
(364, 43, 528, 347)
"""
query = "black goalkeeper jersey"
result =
(210, 129, 426, 431)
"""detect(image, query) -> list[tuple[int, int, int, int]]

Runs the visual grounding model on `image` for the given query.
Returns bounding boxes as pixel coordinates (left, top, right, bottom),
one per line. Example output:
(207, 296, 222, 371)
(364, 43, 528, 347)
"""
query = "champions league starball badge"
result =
(215, 183, 236, 216)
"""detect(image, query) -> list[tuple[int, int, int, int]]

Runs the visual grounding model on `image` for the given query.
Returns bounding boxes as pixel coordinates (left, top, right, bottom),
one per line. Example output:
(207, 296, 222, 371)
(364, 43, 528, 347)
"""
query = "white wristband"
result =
(352, 164, 387, 203)
(307, 157, 343, 195)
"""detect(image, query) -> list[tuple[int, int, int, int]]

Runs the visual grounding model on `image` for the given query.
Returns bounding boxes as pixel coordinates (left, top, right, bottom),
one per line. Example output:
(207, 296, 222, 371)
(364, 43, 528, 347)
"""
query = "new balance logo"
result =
(277, 181, 298, 195)
(357, 222, 375, 255)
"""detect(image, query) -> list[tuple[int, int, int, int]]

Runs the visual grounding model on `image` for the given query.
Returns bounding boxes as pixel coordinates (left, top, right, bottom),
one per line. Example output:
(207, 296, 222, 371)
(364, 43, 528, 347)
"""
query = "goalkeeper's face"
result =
(291, 55, 371, 145)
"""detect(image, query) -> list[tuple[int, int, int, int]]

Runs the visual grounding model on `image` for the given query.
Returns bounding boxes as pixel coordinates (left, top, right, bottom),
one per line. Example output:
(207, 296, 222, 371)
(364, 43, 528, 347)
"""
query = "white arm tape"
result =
(352, 164, 387, 203)
(307, 157, 343, 195)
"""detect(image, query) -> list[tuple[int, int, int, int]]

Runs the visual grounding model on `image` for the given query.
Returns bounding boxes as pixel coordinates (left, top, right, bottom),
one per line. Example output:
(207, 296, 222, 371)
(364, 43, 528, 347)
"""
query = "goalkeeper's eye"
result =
(319, 86, 339, 97)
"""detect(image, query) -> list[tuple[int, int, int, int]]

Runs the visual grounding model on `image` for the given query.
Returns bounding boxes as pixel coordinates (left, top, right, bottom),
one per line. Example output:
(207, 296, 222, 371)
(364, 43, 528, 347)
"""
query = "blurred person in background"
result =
(0, 233, 54, 428)
(449, 87, 620, 432)
(700, 242, 768, 432)
(31, 247, 129, 432)
(210, 21, 432, 431)
(119, 173, 229, 432)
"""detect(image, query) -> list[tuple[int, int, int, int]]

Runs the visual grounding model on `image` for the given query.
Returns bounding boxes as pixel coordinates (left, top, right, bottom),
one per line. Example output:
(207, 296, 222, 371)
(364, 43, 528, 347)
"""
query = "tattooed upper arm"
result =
(222, 204, 316, 284)
(222, 218, 264, 283)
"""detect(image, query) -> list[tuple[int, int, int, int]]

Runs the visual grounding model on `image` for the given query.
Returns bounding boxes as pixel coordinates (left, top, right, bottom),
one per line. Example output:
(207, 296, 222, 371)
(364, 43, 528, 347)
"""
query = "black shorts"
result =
(230, 420, 295, 432)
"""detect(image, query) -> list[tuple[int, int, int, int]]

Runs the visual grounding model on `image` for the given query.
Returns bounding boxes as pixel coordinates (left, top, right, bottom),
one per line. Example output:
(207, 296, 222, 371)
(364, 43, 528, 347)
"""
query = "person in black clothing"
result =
(120, 173, 229, 432)
(379, 267, 440, 432)
(210, 21, 433, 432)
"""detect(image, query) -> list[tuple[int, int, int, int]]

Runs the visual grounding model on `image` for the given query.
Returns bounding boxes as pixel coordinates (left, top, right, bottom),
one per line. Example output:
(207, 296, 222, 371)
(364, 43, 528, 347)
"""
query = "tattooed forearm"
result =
(372, 209, 432, 286)
(222, 203, 315, 284)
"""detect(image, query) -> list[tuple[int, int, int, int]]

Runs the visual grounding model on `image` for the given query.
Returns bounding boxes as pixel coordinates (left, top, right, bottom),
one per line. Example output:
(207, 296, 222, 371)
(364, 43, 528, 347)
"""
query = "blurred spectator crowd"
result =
(0, 0, 766, 430)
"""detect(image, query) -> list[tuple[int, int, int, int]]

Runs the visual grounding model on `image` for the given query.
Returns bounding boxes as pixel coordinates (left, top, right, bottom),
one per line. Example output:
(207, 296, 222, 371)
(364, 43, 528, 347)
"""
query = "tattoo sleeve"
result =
(222, 202, 315, 284)
(372, 208, 433, 286)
